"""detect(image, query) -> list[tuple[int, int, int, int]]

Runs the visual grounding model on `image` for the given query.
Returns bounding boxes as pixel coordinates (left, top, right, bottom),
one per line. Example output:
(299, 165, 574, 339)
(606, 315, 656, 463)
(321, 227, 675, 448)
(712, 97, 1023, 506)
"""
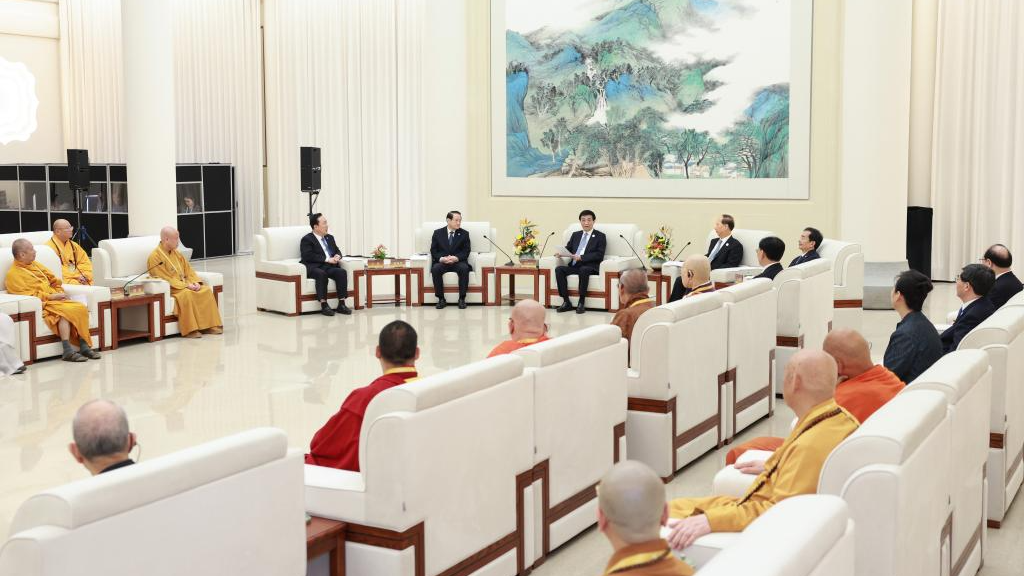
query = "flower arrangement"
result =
(645, 226, 673, 266)
(371, 244, 388, 260)
(513, 219, 540, 256)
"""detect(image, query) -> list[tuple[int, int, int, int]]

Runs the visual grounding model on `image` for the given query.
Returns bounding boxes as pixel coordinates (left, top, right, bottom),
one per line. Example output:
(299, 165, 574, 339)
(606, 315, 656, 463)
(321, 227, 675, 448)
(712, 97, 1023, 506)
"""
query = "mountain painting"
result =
(493, 0, 812, 198)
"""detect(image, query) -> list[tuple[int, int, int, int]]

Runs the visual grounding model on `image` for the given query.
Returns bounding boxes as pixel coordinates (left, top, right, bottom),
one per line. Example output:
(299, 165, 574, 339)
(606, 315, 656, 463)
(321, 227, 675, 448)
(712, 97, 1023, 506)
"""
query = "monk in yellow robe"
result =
(5, 239, 99, 362)
(664, 349, 858, 550)
(147, 227, 222, 338)
(47, 219, 93, 285)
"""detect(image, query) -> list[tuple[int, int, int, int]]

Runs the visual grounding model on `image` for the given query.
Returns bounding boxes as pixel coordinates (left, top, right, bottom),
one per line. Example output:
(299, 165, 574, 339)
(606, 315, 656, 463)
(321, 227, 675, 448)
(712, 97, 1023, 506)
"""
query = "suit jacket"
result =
(940, 298, 997, 353)
(754, 262, 784, 280)
(989, 271, 1023, 309)
(883, 310, 944, 382)
(430, 227, 472, 267)
(790, 250, 820, 267)
(564, 229, 607, 269)
(705, 236, 744, 270)
(300, 233, 343, 271)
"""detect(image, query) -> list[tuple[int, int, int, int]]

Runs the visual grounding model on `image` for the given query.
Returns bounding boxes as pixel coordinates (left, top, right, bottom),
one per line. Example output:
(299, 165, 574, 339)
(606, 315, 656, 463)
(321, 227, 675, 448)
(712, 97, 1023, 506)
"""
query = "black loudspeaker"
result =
(67, 149, 90, 190)
(907, 206, 933, 278)
(300, 146, 321, 191)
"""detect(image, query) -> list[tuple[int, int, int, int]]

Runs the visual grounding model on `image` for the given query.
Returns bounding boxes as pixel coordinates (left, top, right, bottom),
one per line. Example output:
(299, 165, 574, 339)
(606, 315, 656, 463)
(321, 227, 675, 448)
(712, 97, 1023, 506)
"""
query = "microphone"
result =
(671, 241, 692, 262)
(619, 234, 648, 272)
(535, 231, 556, 269)
(482, 234, 515, 267)
(123, 261, 163, 292)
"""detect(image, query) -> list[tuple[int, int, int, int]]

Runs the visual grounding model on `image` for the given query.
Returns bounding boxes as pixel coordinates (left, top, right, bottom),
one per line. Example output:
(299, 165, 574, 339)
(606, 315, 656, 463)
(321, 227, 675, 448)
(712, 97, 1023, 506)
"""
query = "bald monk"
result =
(598, 461, 694, 576)
(147, 227, 223, 338)
(488, 299, 550, 357)
(611, 268, 655, 355)
(725, 329, 903, 464)
(665, 350, 858, 550)
(68, 399, 136, 475)
(5, 239, 100, 362)
(48, 219, 92, 285)
(669, 255, 714, 302)
(307, 320, 420, 471)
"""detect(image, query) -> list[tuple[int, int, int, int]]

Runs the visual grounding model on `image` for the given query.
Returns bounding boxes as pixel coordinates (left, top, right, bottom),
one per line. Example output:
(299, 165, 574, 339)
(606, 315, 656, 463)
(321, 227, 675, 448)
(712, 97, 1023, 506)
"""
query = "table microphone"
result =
(482, 235, 515, 266)
(123, 261, 163, 292)
(671, 241, 692, 262)
(535, 231, 556, 269)
(619, 234, 648, 272)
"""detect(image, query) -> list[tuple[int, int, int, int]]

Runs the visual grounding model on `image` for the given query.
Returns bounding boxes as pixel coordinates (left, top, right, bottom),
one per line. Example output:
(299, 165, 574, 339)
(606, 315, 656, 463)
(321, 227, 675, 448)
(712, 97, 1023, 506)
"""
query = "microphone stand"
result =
(671, 241, 693, 262)
(123, 261, 164, 293)
(482, 234, 515, 267)
(620, 234, 648, 272)
(535, 231, 556, 269)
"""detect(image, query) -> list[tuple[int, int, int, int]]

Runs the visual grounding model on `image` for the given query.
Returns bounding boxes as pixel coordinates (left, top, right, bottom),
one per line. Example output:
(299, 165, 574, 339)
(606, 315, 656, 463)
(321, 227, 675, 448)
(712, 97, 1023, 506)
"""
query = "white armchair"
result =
(773, 259, 834, 394)
(254, 226, 362, 315)
(818, 239, 865, 332)
(412, 221, 496, 305)
(539, 223, 645, 311)
(0, 231, 52, 247)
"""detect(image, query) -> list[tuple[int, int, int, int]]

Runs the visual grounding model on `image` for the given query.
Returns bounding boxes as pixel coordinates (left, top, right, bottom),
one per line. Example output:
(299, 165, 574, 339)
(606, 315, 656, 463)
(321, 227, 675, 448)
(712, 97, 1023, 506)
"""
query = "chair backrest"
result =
(718, 280, 777, 421)
(704, 228, 776, 268)
(819, 389, 951, 576)
(514, 325, 627, 507)
(700, 495, 854, 576)
(258, 226, 311, 262)
(562, 223, 643, 260)
(1, 428, 305, 576)
(0, 231, 53, 247)
(0, 248, 15, 290)
(1003, 290, 1024, 309)
(34, 245, 63, 282)
(794, 259, 834, 349)
(414, 221, 495, 255)
(818, 239, 864, 298)
(96, 236, 164, 278)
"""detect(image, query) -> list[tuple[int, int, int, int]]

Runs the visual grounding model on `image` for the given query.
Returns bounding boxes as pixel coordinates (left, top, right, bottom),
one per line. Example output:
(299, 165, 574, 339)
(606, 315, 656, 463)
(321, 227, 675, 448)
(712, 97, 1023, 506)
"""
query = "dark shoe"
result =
(458, 298, 467, 309)
(80, 348, 101, 360)
(576, 302, 586, 314)
(556, 301, 573, 313)
(320, 303, 335, 317)
(62, 351, 87, 362)
(435, 299, 447, 309)
(336, 302, 352, 315)
(13, 365, 26, 374)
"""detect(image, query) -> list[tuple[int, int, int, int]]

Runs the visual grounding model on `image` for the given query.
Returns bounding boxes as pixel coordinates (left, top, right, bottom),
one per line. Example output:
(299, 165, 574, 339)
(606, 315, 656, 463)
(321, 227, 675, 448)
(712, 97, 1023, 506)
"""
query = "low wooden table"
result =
(307, 515, 346, 576)
(607, 270, 673, 311)
(485, 266, 551, 307)
(352, 266, 423, 309)
(108, 293, 160, 349)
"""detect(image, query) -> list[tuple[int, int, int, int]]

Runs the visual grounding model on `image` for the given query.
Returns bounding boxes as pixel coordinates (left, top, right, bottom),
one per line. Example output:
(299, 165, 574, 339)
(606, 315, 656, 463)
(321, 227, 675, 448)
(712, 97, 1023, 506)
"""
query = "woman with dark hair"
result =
(883, 270, 944, 382)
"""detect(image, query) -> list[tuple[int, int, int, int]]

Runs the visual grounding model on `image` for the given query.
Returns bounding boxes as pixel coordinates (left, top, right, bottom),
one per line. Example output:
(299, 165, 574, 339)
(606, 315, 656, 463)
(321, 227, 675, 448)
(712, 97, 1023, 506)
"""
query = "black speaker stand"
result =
(304, 189, 320, 218)
(71, 185, 97, 250)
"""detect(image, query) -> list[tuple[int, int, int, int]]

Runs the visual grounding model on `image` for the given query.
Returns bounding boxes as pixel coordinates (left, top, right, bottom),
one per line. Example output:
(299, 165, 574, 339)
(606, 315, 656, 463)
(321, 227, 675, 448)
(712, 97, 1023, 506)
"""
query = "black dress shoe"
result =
(435, 299, 447, 309)
(320, 303, 336, 316)
(458, 298, 467, 309)
(576, 302, 586, 314)
(336, 302, 352, 315)
(556, 301, 573, 313)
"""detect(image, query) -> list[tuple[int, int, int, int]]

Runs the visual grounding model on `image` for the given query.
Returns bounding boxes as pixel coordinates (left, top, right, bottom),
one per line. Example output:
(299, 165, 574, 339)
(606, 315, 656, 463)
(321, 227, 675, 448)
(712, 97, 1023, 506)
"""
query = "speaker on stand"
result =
(67, 149, 97, 249)
(300, 146, 321, 217)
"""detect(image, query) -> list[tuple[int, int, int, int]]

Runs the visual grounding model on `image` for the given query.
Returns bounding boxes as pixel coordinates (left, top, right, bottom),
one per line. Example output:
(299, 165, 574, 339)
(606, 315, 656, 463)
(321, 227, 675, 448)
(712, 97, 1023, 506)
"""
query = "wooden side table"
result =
(108, 293, 160, 350)
(352, 267, 413, 309)
(307, 516, 346, 576)
(485, 266, 551, 307)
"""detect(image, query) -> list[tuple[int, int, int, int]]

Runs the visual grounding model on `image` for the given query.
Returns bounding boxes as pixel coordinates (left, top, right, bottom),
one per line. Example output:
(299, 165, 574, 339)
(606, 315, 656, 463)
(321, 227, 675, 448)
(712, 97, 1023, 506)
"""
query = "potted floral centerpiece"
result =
(513, 218, 540, 266)
(645, 226, 673, 270)
(369, 244, 388, 267)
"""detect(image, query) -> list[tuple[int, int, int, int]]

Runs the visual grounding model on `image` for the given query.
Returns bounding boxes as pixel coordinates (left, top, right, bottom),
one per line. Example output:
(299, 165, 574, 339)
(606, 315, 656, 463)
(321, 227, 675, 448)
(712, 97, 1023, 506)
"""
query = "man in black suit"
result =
(982, 244, 1023, 309)
(555, 210, 607, 314)
(884, 270, 943, 382)
(940, 263, 996, 353)
(753, 236, 786, 280)
(430, 210, 472, 309)
(669, 214, 743, 301)
(300, 213, 351, 316)
(790, 227, 822, 266)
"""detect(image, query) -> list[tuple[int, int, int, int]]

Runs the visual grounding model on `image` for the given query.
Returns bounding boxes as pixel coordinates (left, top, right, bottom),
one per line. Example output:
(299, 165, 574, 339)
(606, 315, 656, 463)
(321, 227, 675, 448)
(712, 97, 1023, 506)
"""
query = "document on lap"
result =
(68, 294, 88, 306)
(553, 245, 570, 257)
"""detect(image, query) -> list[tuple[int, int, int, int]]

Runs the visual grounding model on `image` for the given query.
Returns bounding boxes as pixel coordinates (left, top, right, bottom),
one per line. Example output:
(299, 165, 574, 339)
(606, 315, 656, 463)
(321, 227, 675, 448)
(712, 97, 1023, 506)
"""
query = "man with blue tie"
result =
(300, 213, 352, 316)
(790, 227, 823, 266)
(429, 211, 472, 309)
(555, 210, 607, 314)
(940, 263, 996, 353)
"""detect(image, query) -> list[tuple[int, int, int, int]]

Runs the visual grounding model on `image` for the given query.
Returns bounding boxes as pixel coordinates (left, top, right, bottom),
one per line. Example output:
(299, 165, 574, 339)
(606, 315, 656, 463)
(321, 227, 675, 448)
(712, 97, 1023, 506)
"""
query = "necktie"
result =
(709, 239, 725, 261)
(448, 231, 454, 247)
(956, 307, 964, 320)
(573, 233, 589, 266)
(321, 237, 330, 257)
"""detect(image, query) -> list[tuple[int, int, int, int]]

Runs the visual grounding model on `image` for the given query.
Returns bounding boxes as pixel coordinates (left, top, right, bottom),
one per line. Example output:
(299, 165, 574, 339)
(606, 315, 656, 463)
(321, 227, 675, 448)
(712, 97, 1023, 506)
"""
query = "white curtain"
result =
(931, 0, 1024, 279)
(264, 0, 426, 256)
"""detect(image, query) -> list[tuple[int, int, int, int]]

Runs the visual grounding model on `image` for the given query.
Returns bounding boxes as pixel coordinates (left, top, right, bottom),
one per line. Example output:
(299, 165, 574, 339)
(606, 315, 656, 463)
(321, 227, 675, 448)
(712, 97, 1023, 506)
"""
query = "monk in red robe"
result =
(727, 328, 903, 465)
(306, 320, 419, 471)
(487, 299, 550, 357)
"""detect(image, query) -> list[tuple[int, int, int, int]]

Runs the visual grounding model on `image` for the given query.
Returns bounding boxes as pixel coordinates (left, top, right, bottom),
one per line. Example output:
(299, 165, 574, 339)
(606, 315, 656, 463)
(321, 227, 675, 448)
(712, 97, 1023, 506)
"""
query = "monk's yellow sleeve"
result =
(148, 250, 187, 290)
(180, 254, 201, 284)
(75, 243, 93, 282)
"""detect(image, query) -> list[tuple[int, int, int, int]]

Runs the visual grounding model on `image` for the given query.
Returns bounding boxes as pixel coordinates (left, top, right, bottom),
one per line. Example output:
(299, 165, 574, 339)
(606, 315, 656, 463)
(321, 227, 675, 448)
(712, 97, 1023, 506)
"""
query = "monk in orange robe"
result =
(611, 268, 655, 360)
(726, 328, 902, 464)
(5, 239, 99, 362)
(147, 227, 223, 338)
(487, 299, 550, 357)
(307, 321, 419, 471)
(48, 219, 93, 285)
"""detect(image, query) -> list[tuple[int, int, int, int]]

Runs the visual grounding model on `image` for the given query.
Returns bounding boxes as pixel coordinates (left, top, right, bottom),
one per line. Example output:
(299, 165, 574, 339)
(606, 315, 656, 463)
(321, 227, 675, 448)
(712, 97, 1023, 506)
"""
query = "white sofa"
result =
(0, 246, 112, 363)
(412, 221, 496, 305)
(718, 280, 778, 442)
(698, 495, 855, 576)
(254, 226, 363, 315)
(773, 259, 834, 394)
(513, 325, 627, 567)
(539, 223, 645, 311)
(0, 231, 52, 247)
(92, 236, 222, 338)
(304, 355, 535, 576)
(906, 349, 991, 576)
(625, 293, 728, 480)
(956, 306, 1024, 528)
(818, 239, 865, 332)
(0, 428, 306, 576)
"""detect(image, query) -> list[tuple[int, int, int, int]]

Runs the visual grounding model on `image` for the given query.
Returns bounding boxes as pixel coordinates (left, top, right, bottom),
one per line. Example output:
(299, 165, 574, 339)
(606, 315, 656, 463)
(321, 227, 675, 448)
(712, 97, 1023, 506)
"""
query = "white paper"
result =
(553, 245, 571, 257)
(68, 294, 88, 306)
(663, 260, 684, 268)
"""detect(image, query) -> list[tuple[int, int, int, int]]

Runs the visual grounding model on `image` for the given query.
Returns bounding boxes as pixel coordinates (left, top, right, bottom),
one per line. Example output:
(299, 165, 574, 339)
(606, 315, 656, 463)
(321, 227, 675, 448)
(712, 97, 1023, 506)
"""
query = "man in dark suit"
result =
(555, 210, 607, 314)
(754, 236, 786, 280)
(884, 270, 943, 382)
(940, 264, 996, 353)
(982, 244, 1023, 309)
(669, 214, 743, 301)
(300, 213, 351, 316)
(790, 227, 822, 266)
(430, 210, 472, 309)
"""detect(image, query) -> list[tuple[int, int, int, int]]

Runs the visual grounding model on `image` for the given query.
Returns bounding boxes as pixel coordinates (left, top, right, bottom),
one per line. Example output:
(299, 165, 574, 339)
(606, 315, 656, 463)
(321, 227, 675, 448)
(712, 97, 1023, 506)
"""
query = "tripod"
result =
(304, 189, 320, 217)
(70, 185, 97, 250)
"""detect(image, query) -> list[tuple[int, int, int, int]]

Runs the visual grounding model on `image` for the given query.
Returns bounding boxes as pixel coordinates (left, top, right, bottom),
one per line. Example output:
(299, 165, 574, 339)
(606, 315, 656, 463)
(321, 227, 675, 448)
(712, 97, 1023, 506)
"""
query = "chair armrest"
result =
(539, 255, 567, 270)
(341, 259, 366, 272)
(63, 285, 111, 320)
(600, 257, 643, 274)
(256, 260, 307, 276)
(474, 252, 497, 269)
(303, 465, 370, 525)
(711, 266, 764, 283)
(197, 272, 224, 287)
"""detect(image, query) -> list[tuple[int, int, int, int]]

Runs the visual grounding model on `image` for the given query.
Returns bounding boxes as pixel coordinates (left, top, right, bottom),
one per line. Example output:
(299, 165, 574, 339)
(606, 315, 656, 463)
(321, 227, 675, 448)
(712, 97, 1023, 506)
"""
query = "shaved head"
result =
(509, 299, 547, 339)
(682, 254, 711, 288)
(11, 238, 33, 260)
(619, 268, 649, 296)
(823, 329, 874, 379)
(53, 219, 74, 241)
(159, 226, 180, 251)
(783, 349, 839, 415)
(598, 461, 667, 544)
(72, 400, 130, 459)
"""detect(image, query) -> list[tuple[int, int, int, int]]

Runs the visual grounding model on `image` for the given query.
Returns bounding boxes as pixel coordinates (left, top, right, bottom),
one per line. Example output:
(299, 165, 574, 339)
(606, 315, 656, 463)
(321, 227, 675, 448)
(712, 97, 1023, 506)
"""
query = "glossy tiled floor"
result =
(0, 255, 1020, 574)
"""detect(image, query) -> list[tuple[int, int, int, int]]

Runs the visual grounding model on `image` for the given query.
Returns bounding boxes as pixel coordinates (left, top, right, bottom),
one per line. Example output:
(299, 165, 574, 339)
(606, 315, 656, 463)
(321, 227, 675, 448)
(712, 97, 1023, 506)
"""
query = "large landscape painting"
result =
(491, 0, 812, 199)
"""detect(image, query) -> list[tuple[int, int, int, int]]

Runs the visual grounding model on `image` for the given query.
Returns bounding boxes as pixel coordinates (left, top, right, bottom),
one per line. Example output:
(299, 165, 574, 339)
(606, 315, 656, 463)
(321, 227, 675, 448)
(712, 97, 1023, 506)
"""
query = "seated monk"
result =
(669, 255, 715, 302)
(611, 268, 654, 358)
(665, 349, 858, 550)
(487, 299, 550, 357)
(726, 328, 903, 464)
(306, 320, 419, 471)
(5, 239, 100, 362)
(598, 461, 694, 576)
(148, 227, 223, 338)
(48, 219, 93, 285)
